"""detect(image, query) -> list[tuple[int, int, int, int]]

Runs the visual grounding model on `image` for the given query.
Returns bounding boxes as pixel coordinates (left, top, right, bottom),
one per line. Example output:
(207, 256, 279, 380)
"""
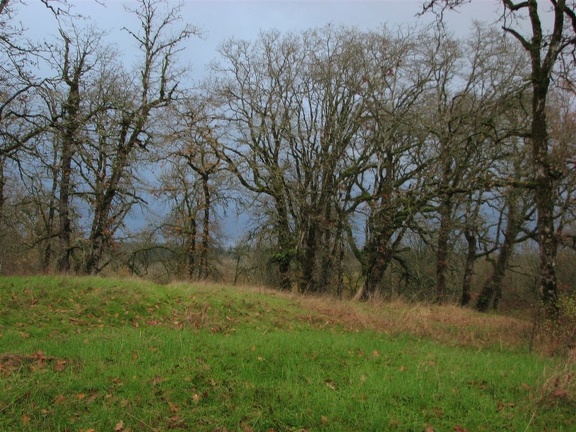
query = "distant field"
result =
(0, 276, 574, 431)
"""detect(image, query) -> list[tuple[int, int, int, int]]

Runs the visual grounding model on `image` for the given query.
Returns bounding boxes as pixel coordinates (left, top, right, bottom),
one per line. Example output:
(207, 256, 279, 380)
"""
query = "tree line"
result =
(0, 0, 575, 316)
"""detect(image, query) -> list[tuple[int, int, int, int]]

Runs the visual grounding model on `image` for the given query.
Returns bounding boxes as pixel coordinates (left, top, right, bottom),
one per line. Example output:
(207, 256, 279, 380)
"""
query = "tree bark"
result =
(186, 212, 197, 280)
(57, 30, 87, 273)
(461, 228, 476, 306)
(476, 191, 521, 312)
(356, 224, 394, 301)
(0, 156, 5, 268)
(435, 196, 452, 303)
(274, 200, 294, 291)
(199, 172, 211, 279)
(84, 143, 131, 274)
(532, 81, 559, 317)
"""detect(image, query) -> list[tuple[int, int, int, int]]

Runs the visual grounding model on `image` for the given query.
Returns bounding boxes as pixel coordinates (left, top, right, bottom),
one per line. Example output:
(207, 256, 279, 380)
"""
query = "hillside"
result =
(0, 276, 574, 431)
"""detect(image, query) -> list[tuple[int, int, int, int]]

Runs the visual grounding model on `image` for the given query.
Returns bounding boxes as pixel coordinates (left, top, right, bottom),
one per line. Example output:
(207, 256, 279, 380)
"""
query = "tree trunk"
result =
(274, 201, 293, 291)
(41, 159, 59, 272)
(84, 146, 130, 274)
(356, 226, 394, 301)
(299, 220, 318, 293)
(57, 144, 73, 272)
(57, 31, 83, 273)
(532, 81, 559, 317)
(84, 208, 107, 274)
(461, 228, 476, 306)
(199, 173, 211, 279)
(476, 191, 520, 312)
(186, 214, 197, 280)
(435, 197, 452, 303)
(0, 156, 5, 268)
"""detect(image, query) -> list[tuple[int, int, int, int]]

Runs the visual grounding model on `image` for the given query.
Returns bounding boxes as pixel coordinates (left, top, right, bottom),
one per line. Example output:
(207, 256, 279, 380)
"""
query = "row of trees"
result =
(207, 22, 575, 310)
(1, 0, 575, 316)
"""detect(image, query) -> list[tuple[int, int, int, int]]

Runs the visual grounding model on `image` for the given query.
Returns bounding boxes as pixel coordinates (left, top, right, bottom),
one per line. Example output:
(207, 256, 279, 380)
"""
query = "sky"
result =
(18, 0, 503, 79)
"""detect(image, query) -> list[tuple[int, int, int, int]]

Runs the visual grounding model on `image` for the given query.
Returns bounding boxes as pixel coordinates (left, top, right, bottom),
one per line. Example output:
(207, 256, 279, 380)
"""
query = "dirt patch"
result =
(0, 351, 78, 375)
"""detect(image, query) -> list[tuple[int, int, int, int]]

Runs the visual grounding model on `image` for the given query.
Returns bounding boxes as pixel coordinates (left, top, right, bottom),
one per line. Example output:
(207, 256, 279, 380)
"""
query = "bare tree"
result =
(415, 24, 528, 303)
(82, 0, 197, 274)
(346, 27, 436, 301)
(37, 24, 111, 272)
(211, 27, 374, 293)
(210, 30, 306, 290)
(0, 0, 51, 266)
(156, 98, 227, 280)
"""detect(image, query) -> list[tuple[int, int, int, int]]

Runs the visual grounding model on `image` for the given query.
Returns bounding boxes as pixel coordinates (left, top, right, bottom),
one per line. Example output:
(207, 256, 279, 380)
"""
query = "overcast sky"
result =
(19, 0, 503, 79)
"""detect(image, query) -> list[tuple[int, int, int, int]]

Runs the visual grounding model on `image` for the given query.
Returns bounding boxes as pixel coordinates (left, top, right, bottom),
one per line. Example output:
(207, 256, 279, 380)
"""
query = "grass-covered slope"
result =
(0, 276, 573, 431)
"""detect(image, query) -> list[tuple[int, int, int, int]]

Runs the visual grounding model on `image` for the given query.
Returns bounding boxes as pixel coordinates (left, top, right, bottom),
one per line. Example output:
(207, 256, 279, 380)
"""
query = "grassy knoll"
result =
(0, 276, 574, 431)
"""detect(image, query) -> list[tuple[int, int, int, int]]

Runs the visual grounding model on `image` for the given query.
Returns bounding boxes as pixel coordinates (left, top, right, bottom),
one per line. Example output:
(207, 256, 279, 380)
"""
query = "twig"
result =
(524, 408, 537, 432)
(126, 411, 156, 431)
(0, 390, 31, 413)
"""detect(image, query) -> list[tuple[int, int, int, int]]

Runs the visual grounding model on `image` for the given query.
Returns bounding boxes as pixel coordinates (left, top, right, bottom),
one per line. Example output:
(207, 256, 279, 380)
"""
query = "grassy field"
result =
(0, 276, 574, 431)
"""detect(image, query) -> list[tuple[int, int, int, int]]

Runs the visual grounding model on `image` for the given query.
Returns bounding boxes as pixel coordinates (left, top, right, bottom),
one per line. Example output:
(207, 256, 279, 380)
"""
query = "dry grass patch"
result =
(183, 282, 551, 354)
(524, 349, 576, 430)
(533, 349, 576, 405)
(292, 295, 533, 351)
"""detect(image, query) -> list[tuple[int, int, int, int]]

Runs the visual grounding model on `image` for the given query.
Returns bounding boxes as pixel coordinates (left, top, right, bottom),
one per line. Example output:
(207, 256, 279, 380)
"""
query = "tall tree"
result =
(157, 98, 227, 280)
(348, 27, 435, 301)
(39, 24, 109, 272)
(0, 0, 49, 266)
(82, 0, 197, 273)
(212, 27, 372, 293)
(418, 25, 525, 303)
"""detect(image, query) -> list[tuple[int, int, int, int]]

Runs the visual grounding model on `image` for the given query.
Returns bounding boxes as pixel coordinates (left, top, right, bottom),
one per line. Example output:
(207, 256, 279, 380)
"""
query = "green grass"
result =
(0, 276, 574, 431)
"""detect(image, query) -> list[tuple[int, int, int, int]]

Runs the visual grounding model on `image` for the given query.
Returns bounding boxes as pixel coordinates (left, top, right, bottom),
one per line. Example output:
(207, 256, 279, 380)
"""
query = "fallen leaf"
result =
(168, 401, 180, 413)
(454, 426, 468, 432)
(324, 379, 337, 390)
(552, 389, 569, 399)
(497, 401, 516, 411)
(425, 426, 434, 432)
(115, 420, 125, 431)
(54, 395, 66, 404)
(167, 415, 184, 428)
(53, 359, 67, 372)
(22, 414, 30, 425)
